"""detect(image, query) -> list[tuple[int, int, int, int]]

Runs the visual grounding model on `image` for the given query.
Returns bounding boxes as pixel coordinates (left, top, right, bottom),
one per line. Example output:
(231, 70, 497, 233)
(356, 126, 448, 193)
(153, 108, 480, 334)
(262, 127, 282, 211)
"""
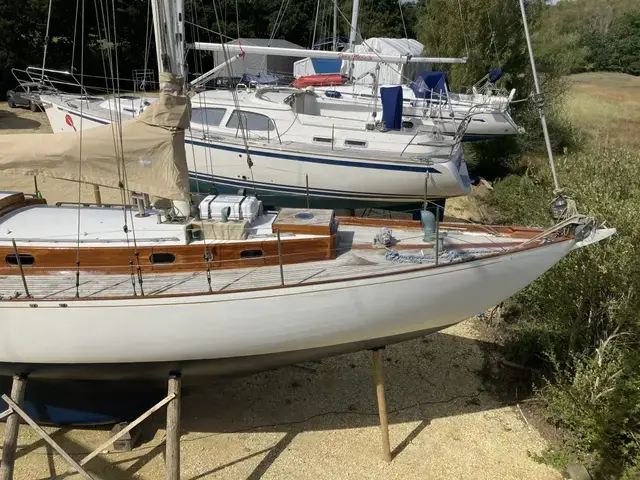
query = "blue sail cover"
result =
(310, 58, 342, 74)
(410, 71, 447, 98)
(381, 86, 403, 130)
(488, 68, 503, 83)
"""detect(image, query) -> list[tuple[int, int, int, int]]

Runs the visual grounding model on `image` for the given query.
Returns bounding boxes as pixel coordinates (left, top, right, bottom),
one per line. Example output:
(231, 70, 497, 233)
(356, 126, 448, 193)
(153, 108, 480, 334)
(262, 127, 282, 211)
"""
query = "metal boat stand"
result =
(370, 348, 392, 462)
(0, 372, 183, 480)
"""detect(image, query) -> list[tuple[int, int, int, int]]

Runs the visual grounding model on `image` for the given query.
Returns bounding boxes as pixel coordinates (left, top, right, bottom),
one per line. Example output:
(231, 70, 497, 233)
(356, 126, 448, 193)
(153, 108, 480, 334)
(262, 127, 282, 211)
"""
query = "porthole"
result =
(295, 212, 314, 220)
(150, 253, 176, 264)
(345, 139, 367, 147)
(5, 254, 35, 266)
(240, 249, 263, 259)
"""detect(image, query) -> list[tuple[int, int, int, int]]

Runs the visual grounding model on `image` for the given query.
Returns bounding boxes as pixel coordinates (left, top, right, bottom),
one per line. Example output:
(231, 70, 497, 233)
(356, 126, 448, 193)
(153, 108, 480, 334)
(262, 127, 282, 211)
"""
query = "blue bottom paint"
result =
(0, 377, 164, 425)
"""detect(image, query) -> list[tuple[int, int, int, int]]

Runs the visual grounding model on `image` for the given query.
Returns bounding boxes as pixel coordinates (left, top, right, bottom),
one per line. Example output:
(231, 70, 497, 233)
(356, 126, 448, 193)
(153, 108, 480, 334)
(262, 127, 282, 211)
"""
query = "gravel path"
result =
(0, 103, 561, 480)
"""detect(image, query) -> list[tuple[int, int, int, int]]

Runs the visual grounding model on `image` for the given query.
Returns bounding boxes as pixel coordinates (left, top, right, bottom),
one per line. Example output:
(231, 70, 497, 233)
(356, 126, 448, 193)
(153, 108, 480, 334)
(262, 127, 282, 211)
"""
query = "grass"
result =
(488, 71, 640, 478)
(564, 72, 640, 149)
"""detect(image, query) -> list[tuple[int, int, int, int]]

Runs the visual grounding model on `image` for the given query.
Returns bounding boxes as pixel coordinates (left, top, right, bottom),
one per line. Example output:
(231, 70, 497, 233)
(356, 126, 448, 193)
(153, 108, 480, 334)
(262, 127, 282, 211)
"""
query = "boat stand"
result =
(0, 373, 183, 480)
(371, 348, 392, 462)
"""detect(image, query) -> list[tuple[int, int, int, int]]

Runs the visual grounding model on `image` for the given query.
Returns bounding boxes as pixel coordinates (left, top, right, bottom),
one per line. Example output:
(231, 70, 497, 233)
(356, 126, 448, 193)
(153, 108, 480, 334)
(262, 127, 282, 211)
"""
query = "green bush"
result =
(489, 144, 640, 476)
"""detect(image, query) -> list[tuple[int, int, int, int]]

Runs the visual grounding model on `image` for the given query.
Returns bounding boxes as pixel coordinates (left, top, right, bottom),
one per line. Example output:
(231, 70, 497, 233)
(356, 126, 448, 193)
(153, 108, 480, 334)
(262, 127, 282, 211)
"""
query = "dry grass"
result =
(565, 72, 640, 149)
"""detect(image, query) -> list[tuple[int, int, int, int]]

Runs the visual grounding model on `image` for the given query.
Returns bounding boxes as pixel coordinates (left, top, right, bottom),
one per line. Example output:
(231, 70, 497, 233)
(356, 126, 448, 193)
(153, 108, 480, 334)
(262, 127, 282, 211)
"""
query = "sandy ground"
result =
(0, 102, 561, 479)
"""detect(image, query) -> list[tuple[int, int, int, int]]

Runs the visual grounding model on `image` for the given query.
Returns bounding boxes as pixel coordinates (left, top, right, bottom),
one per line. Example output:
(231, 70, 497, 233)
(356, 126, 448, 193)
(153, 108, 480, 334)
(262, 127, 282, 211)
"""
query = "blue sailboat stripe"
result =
(189, 172, 424, 200)
(57, 107, 443, 174)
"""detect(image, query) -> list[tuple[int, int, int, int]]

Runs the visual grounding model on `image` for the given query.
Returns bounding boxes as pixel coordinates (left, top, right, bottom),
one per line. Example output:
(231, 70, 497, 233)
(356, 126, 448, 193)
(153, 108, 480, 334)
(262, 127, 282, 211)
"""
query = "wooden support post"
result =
(165, 373, 181, 480)
(371, 349, 392, 462)
(93, 185, 102, 205)
(1, 375, 27, 480)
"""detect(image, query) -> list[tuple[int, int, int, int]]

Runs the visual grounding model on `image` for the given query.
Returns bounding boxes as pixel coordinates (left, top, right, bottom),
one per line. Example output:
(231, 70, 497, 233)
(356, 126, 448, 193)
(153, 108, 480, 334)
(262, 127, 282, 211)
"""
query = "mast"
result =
(347, 0, 360, 79)
(518, 0, 560, 194)
(332, 0, 338, 51)
(151, 0, 186, 88)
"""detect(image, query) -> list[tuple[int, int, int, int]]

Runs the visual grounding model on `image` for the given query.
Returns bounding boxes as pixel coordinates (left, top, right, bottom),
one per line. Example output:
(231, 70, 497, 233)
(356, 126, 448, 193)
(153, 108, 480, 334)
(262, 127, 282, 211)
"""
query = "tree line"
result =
(1, 0, 638, 95)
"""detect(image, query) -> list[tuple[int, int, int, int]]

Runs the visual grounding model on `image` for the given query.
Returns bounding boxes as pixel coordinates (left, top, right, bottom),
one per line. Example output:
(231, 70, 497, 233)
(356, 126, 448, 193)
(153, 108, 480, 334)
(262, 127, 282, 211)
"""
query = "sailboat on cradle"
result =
(0, 1, 615, 382)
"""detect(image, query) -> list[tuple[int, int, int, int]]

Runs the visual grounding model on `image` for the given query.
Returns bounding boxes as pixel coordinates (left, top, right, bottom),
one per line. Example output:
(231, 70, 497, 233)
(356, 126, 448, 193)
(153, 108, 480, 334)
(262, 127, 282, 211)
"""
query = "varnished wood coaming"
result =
(3, 234, 574, 302)
(0, 235, 336, 275)
(0, 194, 46, 219)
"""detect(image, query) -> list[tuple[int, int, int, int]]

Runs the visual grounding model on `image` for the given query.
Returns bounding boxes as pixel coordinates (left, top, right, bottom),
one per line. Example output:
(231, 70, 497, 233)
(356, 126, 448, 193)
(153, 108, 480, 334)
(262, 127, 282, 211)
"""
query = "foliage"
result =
(534, 0, 640, 76)
(416, 0, 572, 177)
(585, 11, 640, 76)
(490, 143, 640, 477)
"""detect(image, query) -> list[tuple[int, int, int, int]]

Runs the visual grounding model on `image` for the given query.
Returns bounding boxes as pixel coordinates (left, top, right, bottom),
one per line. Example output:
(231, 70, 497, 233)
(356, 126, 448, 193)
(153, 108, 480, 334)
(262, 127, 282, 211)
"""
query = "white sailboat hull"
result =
(41, 99, 470, 207)
(0, 239, 574, 378)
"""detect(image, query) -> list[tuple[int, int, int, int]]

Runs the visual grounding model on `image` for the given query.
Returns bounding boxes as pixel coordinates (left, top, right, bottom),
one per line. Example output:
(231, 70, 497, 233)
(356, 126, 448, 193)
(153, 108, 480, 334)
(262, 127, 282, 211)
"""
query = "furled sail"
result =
(0, 83, 190, 201)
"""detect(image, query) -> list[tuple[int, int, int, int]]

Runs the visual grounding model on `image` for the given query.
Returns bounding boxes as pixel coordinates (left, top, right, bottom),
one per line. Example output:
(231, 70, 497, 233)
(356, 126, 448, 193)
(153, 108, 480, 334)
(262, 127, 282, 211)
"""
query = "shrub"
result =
(489, 144, 640, 476)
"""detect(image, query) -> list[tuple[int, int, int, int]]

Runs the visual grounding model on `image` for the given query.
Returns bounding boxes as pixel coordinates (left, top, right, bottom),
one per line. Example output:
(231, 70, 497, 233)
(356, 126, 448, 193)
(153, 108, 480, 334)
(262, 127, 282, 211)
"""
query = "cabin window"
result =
(5, 254, 35, 266)
(149, 253, 176, 264)
(191, 107, 226, 127)
(344, 139, 368, 148)
(313, 137, 333, 144)
(240, 249, 264, 259)
(226, 111, 275, 132)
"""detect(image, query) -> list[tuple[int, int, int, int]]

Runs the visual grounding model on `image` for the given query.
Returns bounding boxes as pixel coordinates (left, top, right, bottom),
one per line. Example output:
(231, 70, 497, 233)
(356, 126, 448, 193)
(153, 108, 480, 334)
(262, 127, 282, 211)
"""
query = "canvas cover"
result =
(0, 81, 190, 201)
(343, 38, 425, 86)
(213, 38, 304, 82)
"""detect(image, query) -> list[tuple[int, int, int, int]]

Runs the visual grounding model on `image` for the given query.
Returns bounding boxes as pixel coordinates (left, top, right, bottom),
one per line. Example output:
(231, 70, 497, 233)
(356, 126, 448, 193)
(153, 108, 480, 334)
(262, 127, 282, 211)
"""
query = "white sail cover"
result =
(344, 38, 425, 86)
(0, 85, 190, 200)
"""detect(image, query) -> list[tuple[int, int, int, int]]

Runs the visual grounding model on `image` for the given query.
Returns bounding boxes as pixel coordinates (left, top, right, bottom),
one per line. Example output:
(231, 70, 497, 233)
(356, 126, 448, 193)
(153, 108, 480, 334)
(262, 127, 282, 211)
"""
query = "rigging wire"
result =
(71, 0, 80, 72)
(312, 0, 322, 48)
(189, 0, 216, 183)
(212, 0, 258, 196)
(142, 0, 153, 89)
(74, 0, 85, 299)
(109, 0, 145, 295)
(40, 0, 54, 79)
(235, 0, 240, 39)
(398, 0, 410, 52)
(268, 0, 291, 46)
(457, 0, 471, 59)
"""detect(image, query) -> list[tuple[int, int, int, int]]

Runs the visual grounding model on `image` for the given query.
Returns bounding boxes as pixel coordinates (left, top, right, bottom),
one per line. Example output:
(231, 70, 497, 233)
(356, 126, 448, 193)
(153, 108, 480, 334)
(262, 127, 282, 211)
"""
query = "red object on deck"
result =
(292, 74, 343, 88)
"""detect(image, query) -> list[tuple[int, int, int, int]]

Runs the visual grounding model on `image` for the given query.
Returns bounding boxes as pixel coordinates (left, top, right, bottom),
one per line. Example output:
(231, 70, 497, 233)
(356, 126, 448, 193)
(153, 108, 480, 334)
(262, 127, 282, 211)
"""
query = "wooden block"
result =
(272, 208, 335, 236)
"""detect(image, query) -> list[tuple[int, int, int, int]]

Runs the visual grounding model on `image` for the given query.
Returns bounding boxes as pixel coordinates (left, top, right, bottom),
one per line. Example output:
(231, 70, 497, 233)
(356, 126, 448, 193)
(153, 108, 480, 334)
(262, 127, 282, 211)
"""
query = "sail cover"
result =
(0, 87, 190, 201)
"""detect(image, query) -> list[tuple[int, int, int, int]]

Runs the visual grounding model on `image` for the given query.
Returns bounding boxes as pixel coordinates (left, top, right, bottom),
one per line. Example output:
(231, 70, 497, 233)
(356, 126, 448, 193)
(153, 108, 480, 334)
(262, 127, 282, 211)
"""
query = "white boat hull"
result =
(42, 100, 470, 207)
(0, 239, 575, 379)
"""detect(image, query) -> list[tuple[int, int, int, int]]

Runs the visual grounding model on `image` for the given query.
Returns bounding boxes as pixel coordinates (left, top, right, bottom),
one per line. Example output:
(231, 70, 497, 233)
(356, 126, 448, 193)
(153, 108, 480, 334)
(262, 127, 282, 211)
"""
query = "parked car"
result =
(6, 82, 56, 111)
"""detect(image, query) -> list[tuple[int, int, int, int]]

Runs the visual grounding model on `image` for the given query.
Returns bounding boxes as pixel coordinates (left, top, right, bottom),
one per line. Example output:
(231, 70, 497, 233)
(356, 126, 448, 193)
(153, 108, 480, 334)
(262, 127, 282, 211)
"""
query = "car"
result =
(6, 82, 56, 111)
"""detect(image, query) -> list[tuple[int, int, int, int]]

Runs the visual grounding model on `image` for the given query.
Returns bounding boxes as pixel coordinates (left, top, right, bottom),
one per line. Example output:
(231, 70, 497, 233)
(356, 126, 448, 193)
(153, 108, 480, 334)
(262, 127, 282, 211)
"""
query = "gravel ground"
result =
(0, 103, 561, 480)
